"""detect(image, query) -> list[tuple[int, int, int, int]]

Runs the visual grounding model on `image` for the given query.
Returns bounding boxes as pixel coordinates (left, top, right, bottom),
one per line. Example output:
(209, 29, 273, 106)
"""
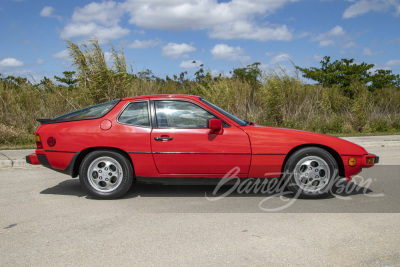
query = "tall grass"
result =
(1, 39, 399, 147)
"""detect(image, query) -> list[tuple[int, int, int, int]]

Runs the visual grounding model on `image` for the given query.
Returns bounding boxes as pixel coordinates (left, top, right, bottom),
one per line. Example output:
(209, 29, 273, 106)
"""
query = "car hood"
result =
(241, 125, 368, 156)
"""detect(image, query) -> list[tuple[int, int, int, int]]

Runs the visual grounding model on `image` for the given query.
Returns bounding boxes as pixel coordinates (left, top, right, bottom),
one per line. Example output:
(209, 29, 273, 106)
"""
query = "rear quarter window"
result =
(118, 101, 150, 127)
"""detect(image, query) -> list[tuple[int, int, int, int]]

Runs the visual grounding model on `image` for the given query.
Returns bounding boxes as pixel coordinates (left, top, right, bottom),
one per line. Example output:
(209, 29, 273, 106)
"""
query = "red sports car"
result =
(26, 94, 378, 199)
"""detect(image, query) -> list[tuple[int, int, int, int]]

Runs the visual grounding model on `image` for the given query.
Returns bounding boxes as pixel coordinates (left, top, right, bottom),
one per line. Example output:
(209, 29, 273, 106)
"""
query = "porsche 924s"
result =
(26, 95, 378, 199)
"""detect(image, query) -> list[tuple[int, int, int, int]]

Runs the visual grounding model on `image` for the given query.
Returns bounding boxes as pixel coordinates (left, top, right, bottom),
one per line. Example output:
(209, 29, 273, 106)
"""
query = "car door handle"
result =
(154, 136, 173, 141)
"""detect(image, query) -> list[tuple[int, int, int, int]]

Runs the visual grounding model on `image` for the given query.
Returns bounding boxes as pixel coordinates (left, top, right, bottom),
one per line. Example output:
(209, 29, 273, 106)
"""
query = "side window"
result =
(155, 100, 218, 128)
(118, 101, 150, 127)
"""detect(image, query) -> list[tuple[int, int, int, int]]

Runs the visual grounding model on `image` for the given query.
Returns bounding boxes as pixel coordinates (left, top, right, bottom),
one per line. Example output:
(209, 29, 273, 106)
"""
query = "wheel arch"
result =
(71, 147, 134, 178)
(281, 144, 345, 177)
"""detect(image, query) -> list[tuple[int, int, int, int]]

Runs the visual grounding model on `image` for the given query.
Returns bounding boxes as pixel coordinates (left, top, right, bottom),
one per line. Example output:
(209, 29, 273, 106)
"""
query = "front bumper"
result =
(361, 154, 379, 168)
(342, 153, 379, 180)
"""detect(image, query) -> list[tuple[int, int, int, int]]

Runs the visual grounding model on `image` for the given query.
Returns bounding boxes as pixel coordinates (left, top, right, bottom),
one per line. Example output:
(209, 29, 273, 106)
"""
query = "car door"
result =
(150, 99, 251, 175)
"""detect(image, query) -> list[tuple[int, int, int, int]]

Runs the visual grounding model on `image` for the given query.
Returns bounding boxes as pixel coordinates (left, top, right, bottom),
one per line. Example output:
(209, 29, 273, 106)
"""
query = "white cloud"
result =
(329, 25, 345, 36)
(104, 52, 113, 62)
(313, 54, 323, 62)
(387, 37, 400, 44)
(71, 1, 124, 27)
(61, 23, 130, 42)
(319, 40, 335, 47)
(343, 0, 400, 18)
(40, 6, 54, 17)
(211, 69, 222, 77)
(53, 50, 69, 59)
(363, 47, 382, 56)
(127, 39, 161, 49)
(36, 58, 44, 65)
(0, 58, 24, 67)
(211, 44, 250, 62)
(162, 43, 196, 59)
(59, 0, 295, 43)
(270, 53, 291, 65)
(40, 6, 62, 20)
(52, 51, 72, 67)
(60, 1, 128, 42)
(179, 60, 203, 68)
(343, 41, 357, 49)
(313, 25, 346, 47)
(209, 20, 292, 41)
(386, 59, 400, 66)
(121, 0, 295, 42)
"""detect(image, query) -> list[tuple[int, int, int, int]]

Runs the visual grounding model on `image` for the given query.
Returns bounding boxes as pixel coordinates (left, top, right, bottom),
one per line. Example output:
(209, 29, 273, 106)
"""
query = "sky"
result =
(1, 0, 400, 83)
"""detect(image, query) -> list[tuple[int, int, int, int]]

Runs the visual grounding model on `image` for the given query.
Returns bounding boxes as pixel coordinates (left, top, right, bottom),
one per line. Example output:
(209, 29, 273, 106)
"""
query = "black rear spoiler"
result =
(37, 119, 52, 124)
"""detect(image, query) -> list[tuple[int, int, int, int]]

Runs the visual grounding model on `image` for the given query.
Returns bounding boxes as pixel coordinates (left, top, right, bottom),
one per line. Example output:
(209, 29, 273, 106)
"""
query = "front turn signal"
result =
(366, 157, 375, 165)
(348, 157, 357, 167)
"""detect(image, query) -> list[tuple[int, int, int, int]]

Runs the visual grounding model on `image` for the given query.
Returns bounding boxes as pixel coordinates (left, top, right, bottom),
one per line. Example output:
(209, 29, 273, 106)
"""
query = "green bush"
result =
(369, 119, 389, 132)
(1, 39, 399, 147)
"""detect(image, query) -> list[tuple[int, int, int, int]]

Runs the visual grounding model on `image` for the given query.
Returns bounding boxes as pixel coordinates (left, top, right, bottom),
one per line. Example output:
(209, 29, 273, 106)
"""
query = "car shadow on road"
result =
(40, 178, 374, 200)
(40, 179, 87, 197)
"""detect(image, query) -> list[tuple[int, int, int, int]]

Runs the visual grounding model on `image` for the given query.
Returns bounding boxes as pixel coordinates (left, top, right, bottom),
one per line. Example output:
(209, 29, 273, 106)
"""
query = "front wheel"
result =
(284, 147, 339, 198)
(79, 150, 134, 199)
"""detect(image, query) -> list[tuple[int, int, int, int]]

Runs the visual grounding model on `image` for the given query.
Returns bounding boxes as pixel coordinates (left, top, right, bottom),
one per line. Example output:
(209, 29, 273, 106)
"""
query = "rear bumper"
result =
(25, 152, 79, 177)
(26, 153, 40, 165)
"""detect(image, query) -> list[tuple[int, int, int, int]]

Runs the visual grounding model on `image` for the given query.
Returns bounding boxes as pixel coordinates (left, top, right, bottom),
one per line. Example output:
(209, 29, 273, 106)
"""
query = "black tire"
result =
(79, 150, 134, 199)
(284, 147, 339, 199)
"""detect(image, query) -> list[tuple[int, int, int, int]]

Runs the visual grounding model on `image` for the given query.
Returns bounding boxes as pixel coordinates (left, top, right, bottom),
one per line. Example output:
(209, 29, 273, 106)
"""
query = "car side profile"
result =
(26, 94, 378, 199)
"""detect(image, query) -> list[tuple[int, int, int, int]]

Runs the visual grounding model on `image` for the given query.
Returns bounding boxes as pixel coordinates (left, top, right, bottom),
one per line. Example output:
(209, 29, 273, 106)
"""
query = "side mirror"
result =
(208, 118, 223, 134)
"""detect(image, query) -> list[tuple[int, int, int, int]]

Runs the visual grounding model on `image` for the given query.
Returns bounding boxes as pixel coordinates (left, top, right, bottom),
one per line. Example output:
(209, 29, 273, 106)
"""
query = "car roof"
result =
(121, 94, 201, 101)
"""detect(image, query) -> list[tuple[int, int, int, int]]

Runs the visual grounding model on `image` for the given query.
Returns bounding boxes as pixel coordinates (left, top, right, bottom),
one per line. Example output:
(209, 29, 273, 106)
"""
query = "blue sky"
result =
(1, 0, 400, 83)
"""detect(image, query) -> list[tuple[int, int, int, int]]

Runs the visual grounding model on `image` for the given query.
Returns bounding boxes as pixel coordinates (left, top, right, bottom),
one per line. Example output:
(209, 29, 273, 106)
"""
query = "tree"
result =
(39, 76, 52, 86)
(194, 62, 205, 83)
(297, 56, 399, 96)
(1, 75, 30, 86)
(232, 62, 262, 86)
(54, 71, 78, 90)
(296, 56, 374, 90)
(370, 69, 400, 90)
(232, 62, 262, 105)
(137, 69, 156, 81)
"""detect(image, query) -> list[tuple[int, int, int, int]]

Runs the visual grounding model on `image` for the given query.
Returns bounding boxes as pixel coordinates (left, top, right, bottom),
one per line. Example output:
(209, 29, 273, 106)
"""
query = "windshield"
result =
(52, 99, 120, 122)
(200, 98, 247, 126)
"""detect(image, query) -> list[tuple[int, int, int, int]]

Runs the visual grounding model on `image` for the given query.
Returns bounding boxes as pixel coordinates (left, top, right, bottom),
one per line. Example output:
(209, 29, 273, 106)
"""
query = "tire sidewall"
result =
(79, 150, 133, 199)
(285, 147, 339, 198)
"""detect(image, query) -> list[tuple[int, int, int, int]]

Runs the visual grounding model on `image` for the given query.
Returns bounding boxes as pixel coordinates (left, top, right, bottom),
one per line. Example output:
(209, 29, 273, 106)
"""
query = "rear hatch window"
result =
(38, 99, 120, 124)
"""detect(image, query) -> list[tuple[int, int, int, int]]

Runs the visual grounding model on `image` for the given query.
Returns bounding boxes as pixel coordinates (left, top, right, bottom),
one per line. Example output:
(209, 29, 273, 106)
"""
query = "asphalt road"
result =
(0, 145, 399, 266)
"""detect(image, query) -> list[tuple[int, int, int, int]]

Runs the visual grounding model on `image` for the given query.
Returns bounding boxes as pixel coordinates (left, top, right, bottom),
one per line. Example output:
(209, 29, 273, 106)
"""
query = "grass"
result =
(330, 132, 400, 137)
(1, 74, 399, 148)
(0, 144, 36, 150)
(1, 38, 399, 147)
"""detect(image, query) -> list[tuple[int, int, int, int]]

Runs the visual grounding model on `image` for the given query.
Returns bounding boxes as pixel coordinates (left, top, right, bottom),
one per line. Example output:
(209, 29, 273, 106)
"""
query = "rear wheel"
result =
(284, 147, 339, 198)
(79, 150, 133, 199)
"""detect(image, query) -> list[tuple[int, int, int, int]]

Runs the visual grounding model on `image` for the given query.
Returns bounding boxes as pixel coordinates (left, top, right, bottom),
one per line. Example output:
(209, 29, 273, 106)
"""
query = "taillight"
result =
(36, 134, 43, 149)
